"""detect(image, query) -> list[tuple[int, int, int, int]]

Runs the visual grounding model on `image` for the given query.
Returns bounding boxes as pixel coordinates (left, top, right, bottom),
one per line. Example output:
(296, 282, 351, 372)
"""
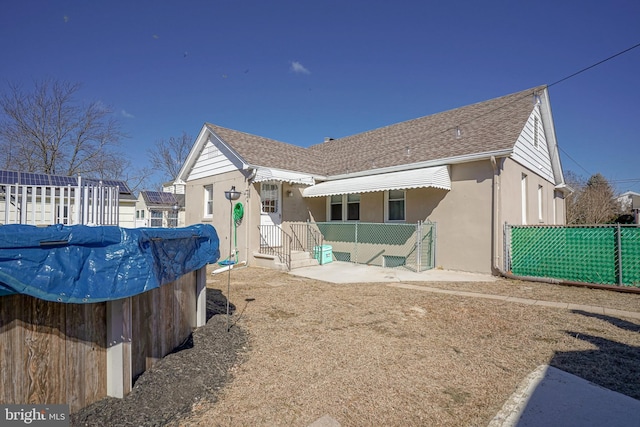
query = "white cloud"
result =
(290, 61, 310, 74)
(121, 110, 135, 119)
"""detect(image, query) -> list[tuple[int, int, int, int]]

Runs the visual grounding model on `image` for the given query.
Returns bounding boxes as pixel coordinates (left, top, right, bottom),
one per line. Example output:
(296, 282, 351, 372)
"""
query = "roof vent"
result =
(324, 137, 334, 142)
(455, 127, 462, 139)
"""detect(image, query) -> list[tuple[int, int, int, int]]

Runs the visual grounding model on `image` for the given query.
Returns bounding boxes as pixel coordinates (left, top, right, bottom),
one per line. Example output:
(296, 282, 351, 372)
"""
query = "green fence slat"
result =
(509, 225, 640, 288)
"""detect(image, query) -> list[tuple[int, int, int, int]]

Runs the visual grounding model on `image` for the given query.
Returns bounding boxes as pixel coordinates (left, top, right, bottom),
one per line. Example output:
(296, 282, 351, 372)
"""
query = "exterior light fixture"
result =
(171, 203, 179, 228)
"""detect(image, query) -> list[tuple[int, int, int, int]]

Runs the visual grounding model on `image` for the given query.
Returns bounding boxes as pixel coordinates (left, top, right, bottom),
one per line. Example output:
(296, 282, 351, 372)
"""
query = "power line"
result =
(548, 41, 640, 88)
(558, 146, 592, 176)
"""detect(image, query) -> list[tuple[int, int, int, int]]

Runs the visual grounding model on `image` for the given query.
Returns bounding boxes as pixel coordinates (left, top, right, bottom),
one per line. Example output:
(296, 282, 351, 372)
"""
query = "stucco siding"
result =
(184, 170, 255, 264)
(500, 157, 562, 226)
(511, 106, 555, 184)
(426, 161, 494, 273)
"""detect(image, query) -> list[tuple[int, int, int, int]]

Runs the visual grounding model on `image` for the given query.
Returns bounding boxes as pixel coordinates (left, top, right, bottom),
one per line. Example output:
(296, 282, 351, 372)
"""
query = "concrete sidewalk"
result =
(489, 365, 640, 427)
(289, 261, 498, 283)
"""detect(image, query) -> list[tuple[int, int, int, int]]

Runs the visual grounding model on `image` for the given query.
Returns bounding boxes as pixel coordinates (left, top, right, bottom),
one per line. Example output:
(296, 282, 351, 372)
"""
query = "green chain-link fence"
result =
(506, 224, 640, 287)
(309, 221, 435, 271)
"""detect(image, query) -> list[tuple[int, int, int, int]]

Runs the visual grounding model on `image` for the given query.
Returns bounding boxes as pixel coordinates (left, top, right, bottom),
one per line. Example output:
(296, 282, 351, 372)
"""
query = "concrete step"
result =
(290, 250, 319, 269)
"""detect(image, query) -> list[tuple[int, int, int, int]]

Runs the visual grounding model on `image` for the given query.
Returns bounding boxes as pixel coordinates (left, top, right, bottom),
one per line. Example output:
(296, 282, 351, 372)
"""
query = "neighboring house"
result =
(617, 191, 640, 211)
(175, 85, 568, 274)
(617, 191, 640, 224)
(0, 170, 136, 227)
(135, 190, 185, 228)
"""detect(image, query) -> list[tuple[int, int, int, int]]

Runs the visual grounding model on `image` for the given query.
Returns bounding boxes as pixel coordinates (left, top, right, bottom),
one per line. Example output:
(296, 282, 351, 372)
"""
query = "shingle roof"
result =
(205, 124, 326, 174)
(207, 85, 545, 177)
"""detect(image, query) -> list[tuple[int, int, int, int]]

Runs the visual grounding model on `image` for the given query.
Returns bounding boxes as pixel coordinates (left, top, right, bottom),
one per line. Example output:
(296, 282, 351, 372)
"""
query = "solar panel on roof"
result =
(84, 178, 131, 193)
(145, 191, 177, 205)
(0, 170, 19, 185)
(19, 172, 50, 186)
(50, 175, 77, 186)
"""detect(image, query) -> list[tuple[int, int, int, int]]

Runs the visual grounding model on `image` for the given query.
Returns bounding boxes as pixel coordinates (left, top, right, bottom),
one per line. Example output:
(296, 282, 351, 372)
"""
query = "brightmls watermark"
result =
(1, 405, 69, 426)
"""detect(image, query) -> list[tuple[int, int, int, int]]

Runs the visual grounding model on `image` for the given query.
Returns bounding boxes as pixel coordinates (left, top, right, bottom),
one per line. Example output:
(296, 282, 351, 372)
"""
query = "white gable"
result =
(187, 140, 237, 180)
(511, 105, 555, 183)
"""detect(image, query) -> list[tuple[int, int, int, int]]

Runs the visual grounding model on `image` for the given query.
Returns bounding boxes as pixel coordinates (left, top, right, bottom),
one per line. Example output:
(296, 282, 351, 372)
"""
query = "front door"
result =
(260, 182, 282, 246)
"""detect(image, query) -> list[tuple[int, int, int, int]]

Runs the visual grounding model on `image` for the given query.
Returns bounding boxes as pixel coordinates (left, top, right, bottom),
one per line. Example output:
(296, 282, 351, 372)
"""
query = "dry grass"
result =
(181, 266, 640, 427)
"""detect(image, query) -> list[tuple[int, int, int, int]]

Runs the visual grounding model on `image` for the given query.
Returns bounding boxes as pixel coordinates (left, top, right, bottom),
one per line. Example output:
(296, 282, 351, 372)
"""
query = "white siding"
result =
(188, 141, 237, 181)
(511, 106, 555, 183)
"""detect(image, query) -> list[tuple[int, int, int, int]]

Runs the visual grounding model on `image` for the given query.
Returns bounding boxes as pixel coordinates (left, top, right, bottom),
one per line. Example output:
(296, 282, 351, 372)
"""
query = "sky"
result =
(1, 0, 639, 193)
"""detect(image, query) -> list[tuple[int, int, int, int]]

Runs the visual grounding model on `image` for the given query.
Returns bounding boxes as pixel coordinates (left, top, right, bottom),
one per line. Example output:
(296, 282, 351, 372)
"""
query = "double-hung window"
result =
(329, 194, 360, 221)
(150, 210, 163, 227)
(386, 190, 405, 222)
(204, 184, 213, 217)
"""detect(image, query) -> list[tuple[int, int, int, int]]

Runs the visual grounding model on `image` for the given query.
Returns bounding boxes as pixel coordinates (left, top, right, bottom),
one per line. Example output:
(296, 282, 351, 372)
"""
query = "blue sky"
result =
(1, 0, 639, 192)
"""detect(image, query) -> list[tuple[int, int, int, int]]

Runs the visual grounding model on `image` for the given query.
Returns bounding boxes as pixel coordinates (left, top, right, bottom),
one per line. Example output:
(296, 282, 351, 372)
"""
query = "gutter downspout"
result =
(490, 158, 640, 294)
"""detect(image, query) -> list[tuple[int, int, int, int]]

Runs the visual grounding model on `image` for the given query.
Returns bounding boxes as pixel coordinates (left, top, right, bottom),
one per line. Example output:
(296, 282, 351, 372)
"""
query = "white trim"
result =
(384, 189, 406, 223)
(326, 193, 361, 221)
(303, 166, 451, 198)
(203, 184, 213, 218)
(521, 174, 528, 225)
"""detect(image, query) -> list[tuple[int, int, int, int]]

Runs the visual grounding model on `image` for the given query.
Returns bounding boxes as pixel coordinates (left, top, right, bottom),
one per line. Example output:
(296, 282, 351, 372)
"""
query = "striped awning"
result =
(302, 166, 451, 197)
(253, 167, 315, 185)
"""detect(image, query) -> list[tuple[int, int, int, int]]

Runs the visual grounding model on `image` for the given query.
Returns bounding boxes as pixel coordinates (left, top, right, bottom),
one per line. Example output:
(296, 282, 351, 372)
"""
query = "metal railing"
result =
(505, 224, 640, 288)
(258, 224, 293, 270)
(1, 178, 120, 226)
(287, 221, 324, 253)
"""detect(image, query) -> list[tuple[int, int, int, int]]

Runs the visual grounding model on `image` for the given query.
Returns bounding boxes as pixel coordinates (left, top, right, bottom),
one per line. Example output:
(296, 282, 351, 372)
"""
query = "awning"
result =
(253, 167, 315, 185)
(302, 166, 451, 197)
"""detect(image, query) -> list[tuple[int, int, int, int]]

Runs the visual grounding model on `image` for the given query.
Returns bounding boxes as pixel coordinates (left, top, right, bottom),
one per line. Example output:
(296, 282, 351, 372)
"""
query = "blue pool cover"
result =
(0, 224, 220, 303)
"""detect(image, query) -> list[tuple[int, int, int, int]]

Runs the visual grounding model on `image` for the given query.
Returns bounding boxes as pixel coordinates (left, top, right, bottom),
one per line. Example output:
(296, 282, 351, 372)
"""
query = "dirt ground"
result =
(73, 265, 640, 427)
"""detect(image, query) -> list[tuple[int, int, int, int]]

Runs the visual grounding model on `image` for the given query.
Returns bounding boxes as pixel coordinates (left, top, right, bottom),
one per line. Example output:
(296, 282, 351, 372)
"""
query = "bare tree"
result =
(147, 131, 192, 183)
(565, 171, 622, 224)
(565, 170, 585, 225)
(0, 79, 126, 177)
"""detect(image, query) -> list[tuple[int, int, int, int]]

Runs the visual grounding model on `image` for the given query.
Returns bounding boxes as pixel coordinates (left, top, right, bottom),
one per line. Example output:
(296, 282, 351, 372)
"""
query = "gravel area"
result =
(70, 289, 249, 427)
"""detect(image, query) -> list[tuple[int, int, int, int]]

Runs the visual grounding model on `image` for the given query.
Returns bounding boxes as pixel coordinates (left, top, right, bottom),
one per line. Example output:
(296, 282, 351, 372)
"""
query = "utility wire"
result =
(548, 41, 640, 88)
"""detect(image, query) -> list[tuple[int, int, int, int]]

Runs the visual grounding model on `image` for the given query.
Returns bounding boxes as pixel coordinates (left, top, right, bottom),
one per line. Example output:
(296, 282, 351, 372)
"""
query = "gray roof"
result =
(207, 85, 546, 176)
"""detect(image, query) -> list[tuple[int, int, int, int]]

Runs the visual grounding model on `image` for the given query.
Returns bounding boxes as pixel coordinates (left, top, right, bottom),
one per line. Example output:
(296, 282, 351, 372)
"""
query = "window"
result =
(136, 210, 140, 219)
(538, 185, 544, 222)
(328, 194, 360, 221)
(386, 190, 405, 222)
(330, 195, 342, 221)
(261, 183, 279, 213)
(521, 174, 528, 224)
(347, 194, 360, 221)
(150, 210, 163, 227)
(204, 184, 213, 217)
(168, 209, 178, 228)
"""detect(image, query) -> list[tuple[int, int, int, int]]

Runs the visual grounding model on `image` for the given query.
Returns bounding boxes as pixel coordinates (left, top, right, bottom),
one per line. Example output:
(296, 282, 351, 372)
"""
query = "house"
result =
(175, 85, 568, 274)
(135, 190, 185, 228)
(617, 191, 640, 224)
(0, 170, 136, 227)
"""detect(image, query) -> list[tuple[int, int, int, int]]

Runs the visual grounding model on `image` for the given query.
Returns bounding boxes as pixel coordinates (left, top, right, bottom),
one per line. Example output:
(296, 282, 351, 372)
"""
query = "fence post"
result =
(504, 223, 510, 272)
(106, 297, 132, 398)
(194, 266, 207, 328)
(354, 222, 358, 264)
(617, 224, 623, 286)
(416, 221, 422, 272)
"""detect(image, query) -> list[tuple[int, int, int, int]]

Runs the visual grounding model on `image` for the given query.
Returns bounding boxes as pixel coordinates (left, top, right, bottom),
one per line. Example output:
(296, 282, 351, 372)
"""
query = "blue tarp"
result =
(0, 224, 220, 303)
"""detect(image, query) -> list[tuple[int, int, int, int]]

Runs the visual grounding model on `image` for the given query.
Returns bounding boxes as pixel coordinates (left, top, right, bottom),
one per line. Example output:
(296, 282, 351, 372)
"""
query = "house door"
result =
(260, 182, 282, 246)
